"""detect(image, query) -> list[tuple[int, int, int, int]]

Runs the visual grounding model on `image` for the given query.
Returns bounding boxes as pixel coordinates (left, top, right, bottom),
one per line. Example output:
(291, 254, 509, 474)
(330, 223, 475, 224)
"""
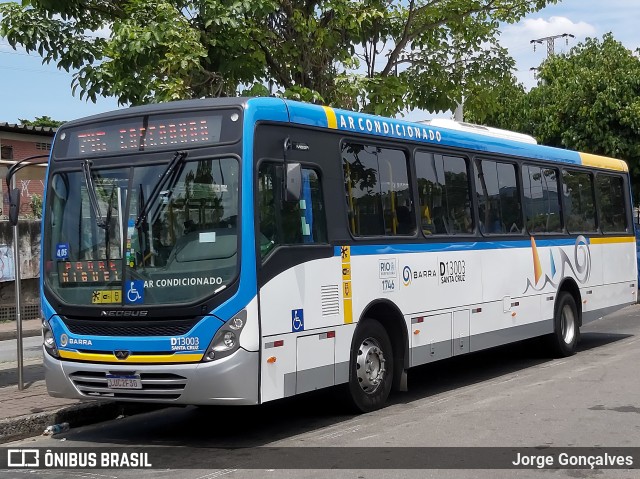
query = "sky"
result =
(0, 0, 639, 125)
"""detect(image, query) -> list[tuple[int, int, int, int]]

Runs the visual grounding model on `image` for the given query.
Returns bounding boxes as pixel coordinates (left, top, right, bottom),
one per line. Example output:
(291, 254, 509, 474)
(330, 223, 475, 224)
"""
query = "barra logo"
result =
(59, 334, 92, 347)
(402, 265, 438, 286)
(402, 266, 412, 286)
(8, 449, 39, 467)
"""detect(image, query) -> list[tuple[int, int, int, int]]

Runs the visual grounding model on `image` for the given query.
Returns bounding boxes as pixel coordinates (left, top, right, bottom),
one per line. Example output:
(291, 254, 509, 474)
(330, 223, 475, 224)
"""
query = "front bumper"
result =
(43, 347, 259, 406)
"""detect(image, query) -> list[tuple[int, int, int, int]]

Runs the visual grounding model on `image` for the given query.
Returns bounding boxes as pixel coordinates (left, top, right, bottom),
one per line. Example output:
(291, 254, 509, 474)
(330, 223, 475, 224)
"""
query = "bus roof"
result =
(58, 97, 628, 173)
(419, 118, 538, 145)
(279, 98, 628, 173)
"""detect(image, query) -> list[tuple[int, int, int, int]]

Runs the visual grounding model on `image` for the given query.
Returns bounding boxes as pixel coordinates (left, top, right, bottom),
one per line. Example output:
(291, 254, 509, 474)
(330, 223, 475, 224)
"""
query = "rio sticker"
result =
(378, 258, 397, 279)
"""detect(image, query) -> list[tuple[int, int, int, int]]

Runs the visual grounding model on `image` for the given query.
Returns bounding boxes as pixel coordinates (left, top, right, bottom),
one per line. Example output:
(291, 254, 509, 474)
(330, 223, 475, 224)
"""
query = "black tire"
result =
(547, 292, 580, 357)
(346, 319, 394, 413)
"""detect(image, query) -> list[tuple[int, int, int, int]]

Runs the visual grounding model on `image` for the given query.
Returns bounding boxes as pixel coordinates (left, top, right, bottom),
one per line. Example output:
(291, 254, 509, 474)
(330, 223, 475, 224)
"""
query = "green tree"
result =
(467, 34, 640, 198)
(18, 116, 65, 128)
(0, 0, 556, 116)
(30, 193, 43, 219)
(464, 75, 528, 128)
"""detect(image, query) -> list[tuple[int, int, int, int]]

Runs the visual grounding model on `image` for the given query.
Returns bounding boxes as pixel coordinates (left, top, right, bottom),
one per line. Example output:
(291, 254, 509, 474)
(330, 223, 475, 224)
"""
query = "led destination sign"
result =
(54, 110, 239, 159)
(58, 260, 122, 285)
(77, 119, 215, 155)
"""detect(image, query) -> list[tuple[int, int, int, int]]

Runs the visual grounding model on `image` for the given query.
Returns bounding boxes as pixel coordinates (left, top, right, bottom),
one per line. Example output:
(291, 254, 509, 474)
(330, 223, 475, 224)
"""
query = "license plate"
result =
(106, 374, 142, 390)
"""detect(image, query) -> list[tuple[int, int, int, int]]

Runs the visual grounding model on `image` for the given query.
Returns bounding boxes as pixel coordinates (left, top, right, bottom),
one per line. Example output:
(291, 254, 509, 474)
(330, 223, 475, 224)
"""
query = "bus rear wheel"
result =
(547, 292, 580, 357)
(346, 319, 394, 413)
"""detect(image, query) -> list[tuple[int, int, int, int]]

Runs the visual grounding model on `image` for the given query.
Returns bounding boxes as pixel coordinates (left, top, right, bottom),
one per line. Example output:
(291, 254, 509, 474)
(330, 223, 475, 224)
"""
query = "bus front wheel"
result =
(548, 292, 580, 357)
(346, 319, 394, 413)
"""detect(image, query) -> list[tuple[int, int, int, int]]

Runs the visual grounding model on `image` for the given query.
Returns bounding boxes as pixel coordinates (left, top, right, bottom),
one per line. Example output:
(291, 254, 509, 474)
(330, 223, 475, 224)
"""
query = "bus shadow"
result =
(393, 331, 632, 404)
(59, 332, 631, 448)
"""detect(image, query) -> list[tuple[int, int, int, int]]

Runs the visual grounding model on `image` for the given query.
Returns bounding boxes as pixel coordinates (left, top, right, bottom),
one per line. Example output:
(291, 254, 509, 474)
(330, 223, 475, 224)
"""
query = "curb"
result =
(0, 322, 41, 342)
(0, 400, 165, 444)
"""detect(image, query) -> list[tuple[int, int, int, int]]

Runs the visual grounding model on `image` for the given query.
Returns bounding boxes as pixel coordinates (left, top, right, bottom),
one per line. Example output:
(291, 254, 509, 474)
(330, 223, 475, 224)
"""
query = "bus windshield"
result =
(44, 156, 239, 307)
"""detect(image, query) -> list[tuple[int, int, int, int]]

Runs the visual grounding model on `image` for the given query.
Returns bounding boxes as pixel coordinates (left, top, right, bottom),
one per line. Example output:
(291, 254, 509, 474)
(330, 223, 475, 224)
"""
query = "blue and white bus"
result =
(41, 98, 637, 412)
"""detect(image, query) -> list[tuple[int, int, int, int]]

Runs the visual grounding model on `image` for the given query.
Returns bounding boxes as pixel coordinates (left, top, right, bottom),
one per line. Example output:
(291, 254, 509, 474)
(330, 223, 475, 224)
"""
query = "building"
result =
(0, 123, 55, 320)
(0, 122, 55, 217)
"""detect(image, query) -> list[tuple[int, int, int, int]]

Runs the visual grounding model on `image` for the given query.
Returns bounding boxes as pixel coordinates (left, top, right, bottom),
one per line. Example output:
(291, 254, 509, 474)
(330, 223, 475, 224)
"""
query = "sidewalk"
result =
(0, 319, 41, 341)
(0, 321, 157, 443)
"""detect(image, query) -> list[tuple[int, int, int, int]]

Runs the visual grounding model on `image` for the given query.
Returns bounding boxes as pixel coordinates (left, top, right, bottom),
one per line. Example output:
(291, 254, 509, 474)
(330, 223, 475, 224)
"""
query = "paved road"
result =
(0, 336, 42, 364)
(3, 305, 640, 479)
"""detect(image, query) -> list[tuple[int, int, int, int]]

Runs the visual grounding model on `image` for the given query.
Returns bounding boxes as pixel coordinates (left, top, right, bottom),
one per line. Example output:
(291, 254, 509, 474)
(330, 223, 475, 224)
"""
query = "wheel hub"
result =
(561, 304, 576, 344)
(356, 337, 386, 394)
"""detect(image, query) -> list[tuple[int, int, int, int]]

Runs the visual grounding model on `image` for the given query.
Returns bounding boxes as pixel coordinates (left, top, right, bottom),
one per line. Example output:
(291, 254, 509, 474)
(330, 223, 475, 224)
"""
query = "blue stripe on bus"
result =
(334, 238, 580, 257)
(285, 101, 330, 128)
(49, 314, 223, 353)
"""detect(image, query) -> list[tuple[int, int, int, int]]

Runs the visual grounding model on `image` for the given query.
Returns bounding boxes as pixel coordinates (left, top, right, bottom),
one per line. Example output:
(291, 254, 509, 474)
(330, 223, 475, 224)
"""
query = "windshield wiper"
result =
(134, 150, 188, 229)
(104, 185, 116, 261)
(81, 159, 107, 229)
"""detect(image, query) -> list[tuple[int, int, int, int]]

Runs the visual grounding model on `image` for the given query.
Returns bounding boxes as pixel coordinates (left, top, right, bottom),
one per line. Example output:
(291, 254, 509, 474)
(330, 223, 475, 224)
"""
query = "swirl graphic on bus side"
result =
(523, 235, 591, 294)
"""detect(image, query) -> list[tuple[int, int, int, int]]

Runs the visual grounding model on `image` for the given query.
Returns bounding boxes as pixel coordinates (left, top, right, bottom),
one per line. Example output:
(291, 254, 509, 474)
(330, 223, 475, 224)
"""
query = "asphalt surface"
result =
(0, 336, 42, 364)
(2, 305, 640, 479)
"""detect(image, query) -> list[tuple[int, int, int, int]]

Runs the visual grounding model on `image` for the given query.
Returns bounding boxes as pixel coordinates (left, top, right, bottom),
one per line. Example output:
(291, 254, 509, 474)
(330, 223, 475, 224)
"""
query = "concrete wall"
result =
(0, 220, 41, 282)
(0, 220, 41, 317)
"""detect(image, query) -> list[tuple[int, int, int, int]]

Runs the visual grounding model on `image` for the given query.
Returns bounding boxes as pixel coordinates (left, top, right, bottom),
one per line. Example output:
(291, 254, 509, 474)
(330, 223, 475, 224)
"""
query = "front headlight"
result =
(203, 310, 247, 362)
(42, 319, 59, 358)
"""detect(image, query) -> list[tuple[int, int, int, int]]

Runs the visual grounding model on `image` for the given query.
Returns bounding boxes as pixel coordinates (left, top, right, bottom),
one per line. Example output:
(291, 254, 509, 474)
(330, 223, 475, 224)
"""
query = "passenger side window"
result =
(415, 152, 473, 235)
(596, 174, 628, 233)
(475, 159, 523, 235)
(342, 142, 415, 236)
(257, 162, 327, 257)
(562, 169, 597, 233)
(522, 165, 562, 233)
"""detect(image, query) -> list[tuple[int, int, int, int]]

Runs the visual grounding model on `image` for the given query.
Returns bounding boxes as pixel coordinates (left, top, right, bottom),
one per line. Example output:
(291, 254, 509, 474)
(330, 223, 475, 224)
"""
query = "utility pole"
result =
(530, 33, 575, 59)
(11, 173, 24, 391)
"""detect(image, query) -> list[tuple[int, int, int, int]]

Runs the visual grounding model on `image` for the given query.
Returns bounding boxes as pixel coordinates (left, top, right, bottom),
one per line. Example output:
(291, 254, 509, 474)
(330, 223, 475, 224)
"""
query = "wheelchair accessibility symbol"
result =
(125, 280, 145, 304)
(291, 309, 304, 332)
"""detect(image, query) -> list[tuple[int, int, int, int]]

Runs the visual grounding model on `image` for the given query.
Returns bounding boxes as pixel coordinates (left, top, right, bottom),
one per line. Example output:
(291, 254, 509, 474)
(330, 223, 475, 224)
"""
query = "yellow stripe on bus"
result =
(343, 298, 353, 324)
(340, 245, 353, 324)
(322, 106, 338, 129)
(59, 350, 203, 363)
(580, 153, 628, 172)
(590, 236, 635, 244)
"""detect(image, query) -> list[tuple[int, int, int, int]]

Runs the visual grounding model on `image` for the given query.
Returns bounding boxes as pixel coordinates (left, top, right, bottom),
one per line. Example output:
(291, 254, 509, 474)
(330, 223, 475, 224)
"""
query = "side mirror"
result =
(8, 188, 20, 226)
(284, 163, 302, 202)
